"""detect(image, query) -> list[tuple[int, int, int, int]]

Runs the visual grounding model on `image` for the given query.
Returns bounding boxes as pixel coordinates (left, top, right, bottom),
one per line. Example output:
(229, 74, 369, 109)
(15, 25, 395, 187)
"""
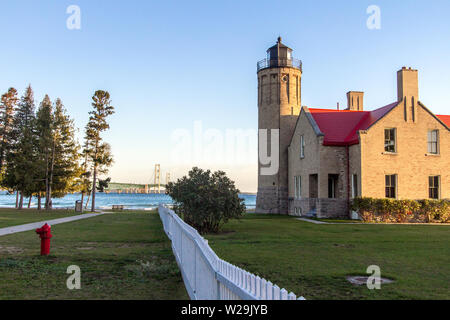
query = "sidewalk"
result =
(296, 217, 449, 226)
(0, 213, 104, 237)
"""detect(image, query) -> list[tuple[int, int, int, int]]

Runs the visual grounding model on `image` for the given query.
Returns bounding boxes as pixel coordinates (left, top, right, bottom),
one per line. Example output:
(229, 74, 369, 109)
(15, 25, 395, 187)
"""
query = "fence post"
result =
(261, 278, 267, 300)
(273, 285, 280, 300)
(255, 276, 261, 298)
(266, 281, 273, 300)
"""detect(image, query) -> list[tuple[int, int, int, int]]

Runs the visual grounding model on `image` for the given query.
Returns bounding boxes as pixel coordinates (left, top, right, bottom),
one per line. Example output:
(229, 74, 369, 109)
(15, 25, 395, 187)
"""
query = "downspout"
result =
(346, 145, 351, 218)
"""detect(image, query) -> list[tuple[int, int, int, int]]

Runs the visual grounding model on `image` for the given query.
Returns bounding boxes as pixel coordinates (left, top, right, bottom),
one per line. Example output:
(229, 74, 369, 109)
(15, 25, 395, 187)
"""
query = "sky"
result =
(0, 0, 449, 192)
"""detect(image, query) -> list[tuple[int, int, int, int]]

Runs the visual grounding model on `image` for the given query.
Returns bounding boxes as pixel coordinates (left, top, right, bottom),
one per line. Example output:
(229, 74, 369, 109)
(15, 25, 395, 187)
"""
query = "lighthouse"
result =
(256, 37, 302, 214)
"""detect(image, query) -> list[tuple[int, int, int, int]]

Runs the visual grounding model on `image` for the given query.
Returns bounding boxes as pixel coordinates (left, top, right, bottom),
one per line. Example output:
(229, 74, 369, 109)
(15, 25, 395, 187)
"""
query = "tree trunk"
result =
(91, 138, 99, 213)
(15, 191, 19, 209)
(28, 195, 32, 208)
(48, 140, 55, 210)
(91, 166, 97, 212)
(85, 190, 91, 210)
(38, 193, 42, 210)
(45, 152, 49, 210)
(18, 192, 24, 209)
(81, 192, 85, 208)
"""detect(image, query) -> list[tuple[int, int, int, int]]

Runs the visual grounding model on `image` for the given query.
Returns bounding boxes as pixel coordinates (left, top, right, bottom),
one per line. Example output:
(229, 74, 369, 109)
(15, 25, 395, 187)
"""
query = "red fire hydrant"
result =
(36, 224, 53, 256)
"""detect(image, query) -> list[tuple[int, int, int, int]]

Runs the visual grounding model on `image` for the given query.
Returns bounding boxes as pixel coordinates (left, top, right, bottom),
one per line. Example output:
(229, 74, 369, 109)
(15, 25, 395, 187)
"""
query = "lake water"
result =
(0, 192, 257, 211)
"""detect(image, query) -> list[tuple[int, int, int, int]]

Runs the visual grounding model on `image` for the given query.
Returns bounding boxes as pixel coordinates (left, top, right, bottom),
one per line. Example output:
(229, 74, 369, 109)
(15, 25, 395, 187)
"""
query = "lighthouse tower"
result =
(256, 37, 302, 214)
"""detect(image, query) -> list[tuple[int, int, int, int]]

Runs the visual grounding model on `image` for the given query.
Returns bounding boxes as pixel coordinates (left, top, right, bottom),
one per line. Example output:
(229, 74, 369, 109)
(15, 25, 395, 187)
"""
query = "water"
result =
(0, 192, 257, 211)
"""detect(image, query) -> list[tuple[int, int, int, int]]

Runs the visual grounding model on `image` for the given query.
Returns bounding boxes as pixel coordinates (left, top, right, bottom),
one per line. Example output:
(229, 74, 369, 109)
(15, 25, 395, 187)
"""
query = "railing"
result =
(257, 58, 302, 72)
(159, 205, 305, 300)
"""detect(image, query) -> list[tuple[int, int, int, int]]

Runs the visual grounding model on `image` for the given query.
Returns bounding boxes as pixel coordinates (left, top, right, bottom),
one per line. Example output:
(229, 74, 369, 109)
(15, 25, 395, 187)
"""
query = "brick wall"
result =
(360, 103, 449, 199)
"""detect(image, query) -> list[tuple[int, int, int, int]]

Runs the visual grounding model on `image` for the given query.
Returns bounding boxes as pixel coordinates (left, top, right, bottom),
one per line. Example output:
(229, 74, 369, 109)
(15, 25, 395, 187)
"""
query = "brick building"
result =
(256, 38, 450, 218)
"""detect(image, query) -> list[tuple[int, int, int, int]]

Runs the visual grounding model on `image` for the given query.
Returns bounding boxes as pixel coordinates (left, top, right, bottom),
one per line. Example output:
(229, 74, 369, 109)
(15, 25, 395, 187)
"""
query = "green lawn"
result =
(0, 211, 188, 300)
(0, 208, 80, 228)
(206, 214, 450, 300)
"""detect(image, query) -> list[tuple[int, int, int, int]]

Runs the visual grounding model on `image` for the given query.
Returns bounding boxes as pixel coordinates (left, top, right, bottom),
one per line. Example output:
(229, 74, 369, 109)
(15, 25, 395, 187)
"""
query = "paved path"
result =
(0, 213, 104, 237)
(296, 217, 449, 226)
(297, 218, 330, 224)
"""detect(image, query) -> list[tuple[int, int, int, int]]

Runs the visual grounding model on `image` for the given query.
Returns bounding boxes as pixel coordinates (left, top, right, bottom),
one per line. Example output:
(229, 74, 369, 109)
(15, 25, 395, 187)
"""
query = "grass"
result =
(206, 214, 450, 300)
(0, 208, 80, 228)
(0, 210, 188, 300)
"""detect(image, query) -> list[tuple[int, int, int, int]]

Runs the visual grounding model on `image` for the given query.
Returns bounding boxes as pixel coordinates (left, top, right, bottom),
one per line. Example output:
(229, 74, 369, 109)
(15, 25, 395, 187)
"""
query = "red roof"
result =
(308, 102, 398, 146)
(437, 115, 450, 127)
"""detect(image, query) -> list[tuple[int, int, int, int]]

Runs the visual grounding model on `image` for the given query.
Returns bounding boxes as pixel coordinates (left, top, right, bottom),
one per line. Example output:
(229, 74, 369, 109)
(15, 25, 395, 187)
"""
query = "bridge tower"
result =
(154, 164, 161, 194)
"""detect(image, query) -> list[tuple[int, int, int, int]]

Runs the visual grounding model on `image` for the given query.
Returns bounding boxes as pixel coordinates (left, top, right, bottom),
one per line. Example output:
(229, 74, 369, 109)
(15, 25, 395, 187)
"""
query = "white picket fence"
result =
(159, 205, 305, 300)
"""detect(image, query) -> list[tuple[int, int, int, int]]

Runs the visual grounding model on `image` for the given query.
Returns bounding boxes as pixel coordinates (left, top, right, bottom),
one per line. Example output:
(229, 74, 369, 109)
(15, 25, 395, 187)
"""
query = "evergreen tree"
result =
(0, 88, 18, 174)
(4, 85, 37, 209)
(35, 95, 53, 209)
(80, 131, 93, 209)
(85, 90, 114, 212)
(49, 98, 82, 200)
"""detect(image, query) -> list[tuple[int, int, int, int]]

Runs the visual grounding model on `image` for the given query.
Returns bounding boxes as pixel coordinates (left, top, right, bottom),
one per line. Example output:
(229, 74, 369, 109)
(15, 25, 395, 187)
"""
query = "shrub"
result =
(417, 199, 450, 223)
(352, 198, 449, 223)
(166, 167, 246, 234)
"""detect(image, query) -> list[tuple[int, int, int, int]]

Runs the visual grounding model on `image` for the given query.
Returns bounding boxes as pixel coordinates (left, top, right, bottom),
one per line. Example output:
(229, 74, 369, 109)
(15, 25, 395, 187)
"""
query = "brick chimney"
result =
(397, 67, 418, 122)
(346, 91, 364, 111)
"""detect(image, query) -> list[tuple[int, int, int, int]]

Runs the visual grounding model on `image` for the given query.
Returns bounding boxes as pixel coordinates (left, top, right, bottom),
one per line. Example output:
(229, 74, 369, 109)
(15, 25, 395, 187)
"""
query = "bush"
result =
(166, 167, 246, 234)
(352, 198, 449, 223)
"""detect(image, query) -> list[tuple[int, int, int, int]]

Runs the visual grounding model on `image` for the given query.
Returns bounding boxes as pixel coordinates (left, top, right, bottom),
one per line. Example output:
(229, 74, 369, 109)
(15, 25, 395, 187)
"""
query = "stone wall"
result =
(289, 198, 348, 218)
(256, 65, 302, 214)
(256, 186, 289, 214)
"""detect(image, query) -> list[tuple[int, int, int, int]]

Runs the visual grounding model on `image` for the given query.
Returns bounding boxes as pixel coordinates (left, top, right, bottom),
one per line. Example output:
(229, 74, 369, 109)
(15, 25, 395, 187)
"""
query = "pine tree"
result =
(80, 130, 93, 209)
(35, 95, 53, 210)
(49, 98, 82, 200)
(0, 88, 18, 174)
(4, 85, 37, 209)
(85, 90, 114, 212)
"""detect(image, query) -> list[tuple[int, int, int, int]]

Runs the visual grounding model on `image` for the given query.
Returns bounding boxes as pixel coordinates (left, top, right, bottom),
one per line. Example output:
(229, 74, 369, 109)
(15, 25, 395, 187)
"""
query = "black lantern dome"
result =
(257, 37, 302, 72)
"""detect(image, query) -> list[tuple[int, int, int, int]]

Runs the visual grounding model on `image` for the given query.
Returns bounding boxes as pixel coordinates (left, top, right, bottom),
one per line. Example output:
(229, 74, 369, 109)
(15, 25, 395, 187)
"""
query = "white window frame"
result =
(300, 135, 305, 159)
(427, 130, 439, 154)
(384, 128, 397, 153)
(294, 176, 302, 199)
(429, 176, 440, 199)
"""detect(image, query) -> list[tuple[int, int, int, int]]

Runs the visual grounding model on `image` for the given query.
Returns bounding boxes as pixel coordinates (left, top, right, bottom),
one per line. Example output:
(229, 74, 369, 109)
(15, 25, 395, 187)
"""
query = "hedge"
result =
(351, 198, 450, 223)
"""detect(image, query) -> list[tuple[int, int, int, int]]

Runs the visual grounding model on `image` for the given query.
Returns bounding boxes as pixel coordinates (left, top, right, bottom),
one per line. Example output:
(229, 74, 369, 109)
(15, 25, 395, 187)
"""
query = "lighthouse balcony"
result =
(257, 58, 302, 72)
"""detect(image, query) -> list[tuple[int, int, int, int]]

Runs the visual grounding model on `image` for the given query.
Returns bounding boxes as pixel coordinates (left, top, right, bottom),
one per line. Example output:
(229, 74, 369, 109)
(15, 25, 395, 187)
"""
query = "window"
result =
(294, 176, 302, 199)
(385, 175, 397, 199)
(300, 135, 305, 158)
(328, 174, 339, 198)
(429, 176, 440, 199)
(352, 174, 358, 198)
(384, 128, 396, 153)
(428, 130, 439, 154)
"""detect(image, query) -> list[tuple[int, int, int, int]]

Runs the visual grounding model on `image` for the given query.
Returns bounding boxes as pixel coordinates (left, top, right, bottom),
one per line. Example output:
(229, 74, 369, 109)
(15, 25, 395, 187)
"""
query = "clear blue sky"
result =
(0, 0, 449, 192)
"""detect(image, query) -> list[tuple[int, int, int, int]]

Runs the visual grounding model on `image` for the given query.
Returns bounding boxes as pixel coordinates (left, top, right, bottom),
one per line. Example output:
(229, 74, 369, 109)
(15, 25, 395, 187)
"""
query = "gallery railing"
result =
(257, 58, 302, 72)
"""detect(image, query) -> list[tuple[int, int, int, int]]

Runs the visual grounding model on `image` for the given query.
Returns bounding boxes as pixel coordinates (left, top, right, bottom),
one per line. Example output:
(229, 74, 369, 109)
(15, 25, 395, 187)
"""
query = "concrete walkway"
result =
(0, 213, 104, 237)
(296, 217, 449, 226)
(297, 218, 330, 225)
